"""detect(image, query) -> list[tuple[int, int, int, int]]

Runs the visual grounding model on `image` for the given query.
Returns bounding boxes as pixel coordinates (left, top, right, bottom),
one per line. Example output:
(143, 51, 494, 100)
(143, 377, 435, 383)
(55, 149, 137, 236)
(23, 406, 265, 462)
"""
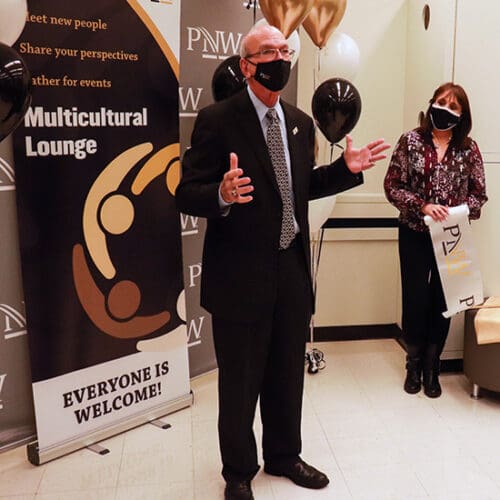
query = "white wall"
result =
(404, 0, 456, 132)
(454, 0, 500, 299)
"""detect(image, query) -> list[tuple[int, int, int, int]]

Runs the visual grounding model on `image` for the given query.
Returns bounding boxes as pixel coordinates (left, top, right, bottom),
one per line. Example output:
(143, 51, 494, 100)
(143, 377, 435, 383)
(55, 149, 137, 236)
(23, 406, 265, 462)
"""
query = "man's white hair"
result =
(239, 24, 285, 58)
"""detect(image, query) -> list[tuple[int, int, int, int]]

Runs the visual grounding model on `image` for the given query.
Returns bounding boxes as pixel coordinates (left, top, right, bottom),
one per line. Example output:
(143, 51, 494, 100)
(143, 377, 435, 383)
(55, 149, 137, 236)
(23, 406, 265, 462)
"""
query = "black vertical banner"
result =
(179, 1, 298, 377)
(12, 0, 191, 462)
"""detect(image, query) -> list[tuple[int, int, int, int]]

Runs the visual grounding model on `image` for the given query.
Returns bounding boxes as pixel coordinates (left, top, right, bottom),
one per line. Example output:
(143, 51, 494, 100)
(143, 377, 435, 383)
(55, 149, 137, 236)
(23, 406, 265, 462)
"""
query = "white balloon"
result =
(286, 29, 301, 69)
(0, 0, 27, 46)
(253, 18, 301, 68)
(318, 32, 360, 83)
(308, 195, 336, 234)
(176, 289, 186, 322)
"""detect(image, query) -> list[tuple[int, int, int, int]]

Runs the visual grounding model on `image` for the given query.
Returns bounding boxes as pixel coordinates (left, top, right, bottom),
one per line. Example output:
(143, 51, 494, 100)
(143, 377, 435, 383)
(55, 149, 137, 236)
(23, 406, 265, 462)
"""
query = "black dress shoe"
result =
(264, 458, 329, 489)
(224, 480, 254, 500)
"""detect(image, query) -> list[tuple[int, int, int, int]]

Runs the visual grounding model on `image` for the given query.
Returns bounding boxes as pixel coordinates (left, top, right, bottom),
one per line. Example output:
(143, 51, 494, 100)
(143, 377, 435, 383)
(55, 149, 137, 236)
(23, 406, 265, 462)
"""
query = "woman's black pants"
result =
(398, 224, 451, 358)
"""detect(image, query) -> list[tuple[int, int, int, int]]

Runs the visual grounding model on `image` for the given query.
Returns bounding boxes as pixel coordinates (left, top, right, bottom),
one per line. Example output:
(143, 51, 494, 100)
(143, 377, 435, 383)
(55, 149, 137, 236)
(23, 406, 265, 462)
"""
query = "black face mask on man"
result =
(429, 104, 461, 131)
(246, 59, 291, 92)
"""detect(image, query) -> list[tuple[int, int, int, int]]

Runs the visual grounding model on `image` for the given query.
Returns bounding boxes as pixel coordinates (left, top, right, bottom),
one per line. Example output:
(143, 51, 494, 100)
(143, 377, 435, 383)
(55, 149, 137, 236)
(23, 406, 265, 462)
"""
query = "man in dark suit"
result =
(176, 24, 389, 500)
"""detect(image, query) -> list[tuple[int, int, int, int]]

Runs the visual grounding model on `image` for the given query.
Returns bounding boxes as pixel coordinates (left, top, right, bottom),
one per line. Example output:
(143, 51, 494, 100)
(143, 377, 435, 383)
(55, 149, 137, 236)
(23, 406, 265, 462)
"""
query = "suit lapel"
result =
(234, 91, 280, 195)
(233, 92, 308, 202)
(282, 102, 307, 211)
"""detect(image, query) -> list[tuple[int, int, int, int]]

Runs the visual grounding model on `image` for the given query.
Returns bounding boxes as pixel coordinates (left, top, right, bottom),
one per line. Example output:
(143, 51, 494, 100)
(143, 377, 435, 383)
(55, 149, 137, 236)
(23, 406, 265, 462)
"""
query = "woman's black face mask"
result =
(430, 104, 461, 131)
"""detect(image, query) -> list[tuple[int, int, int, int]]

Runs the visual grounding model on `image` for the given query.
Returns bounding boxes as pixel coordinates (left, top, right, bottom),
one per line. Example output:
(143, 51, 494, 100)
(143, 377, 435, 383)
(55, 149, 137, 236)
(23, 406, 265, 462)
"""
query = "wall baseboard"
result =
(323, 217, 398, 229)
(313, 323, 402, 342)
(312, 325, 464, 374)
(440, 359, 464, 373)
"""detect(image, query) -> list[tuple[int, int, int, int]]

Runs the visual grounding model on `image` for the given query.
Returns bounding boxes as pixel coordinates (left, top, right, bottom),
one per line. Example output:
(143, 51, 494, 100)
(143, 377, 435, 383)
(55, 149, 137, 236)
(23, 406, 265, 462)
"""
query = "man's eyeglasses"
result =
(245, 48, 296, 62)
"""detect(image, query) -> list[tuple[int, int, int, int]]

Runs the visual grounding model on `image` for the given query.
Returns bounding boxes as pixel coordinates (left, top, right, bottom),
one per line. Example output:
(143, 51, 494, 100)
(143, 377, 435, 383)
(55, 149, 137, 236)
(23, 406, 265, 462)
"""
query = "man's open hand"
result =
(343, 135, 391, 174)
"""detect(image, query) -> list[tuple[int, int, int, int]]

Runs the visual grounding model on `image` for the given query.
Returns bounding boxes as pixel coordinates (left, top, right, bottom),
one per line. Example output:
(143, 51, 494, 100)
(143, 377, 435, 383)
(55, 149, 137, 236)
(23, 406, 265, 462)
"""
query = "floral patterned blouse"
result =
(384, 129, 487, 232)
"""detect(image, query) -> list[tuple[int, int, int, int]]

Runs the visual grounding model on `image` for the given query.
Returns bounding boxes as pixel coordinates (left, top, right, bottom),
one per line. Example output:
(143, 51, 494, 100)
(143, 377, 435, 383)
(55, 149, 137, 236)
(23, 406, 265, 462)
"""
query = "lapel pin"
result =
(292, 126, 299, 135)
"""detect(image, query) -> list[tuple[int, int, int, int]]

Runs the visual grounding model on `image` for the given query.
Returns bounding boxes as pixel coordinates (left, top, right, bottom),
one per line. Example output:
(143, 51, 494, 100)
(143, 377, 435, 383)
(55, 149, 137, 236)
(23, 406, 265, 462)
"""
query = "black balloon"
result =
(0, 42, 31, 142)
(211, 55, 246, 102)
(311, 78, 361, 144)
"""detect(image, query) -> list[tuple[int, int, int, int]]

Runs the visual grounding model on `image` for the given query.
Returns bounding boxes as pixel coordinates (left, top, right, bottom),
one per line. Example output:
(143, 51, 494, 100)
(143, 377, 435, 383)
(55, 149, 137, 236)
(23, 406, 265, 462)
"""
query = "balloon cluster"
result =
(259, 0, 346, 48)
(212, 0, 361, 146)
(257, 0, 361, 144)
(258, 0, 360, 85)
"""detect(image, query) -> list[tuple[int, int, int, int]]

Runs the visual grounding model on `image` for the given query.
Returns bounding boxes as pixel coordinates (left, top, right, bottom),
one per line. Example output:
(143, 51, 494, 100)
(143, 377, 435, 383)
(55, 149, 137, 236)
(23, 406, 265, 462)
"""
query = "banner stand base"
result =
(86, 443, 110, 456)
(150, 419, 172, 430)
(27, 391, 193, 465)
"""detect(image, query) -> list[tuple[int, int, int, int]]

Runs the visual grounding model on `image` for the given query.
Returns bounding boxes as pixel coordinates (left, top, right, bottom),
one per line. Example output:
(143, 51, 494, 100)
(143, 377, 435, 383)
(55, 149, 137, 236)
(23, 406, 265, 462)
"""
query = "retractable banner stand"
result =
(12, 0, 191, 465)
(0, 149, 36, 452)
(179, 2, 298, 376)
(425, 204, 484, 318)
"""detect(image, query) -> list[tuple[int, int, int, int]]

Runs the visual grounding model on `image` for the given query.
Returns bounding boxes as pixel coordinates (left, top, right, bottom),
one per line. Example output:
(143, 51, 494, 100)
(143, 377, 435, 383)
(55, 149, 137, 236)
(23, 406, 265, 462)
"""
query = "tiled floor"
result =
(1, 339, 500, 499)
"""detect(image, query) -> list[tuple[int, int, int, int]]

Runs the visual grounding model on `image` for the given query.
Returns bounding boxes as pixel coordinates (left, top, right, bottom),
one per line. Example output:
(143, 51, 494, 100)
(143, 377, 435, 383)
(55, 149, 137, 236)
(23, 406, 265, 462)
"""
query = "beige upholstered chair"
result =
(463, 308, 500, 398)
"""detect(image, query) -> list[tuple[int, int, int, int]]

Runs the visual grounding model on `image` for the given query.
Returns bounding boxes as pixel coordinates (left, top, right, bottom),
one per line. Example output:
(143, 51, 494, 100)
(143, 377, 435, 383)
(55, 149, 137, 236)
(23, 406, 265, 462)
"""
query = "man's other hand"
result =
(343, 135, 391, 174)
(220, 152, 254, 204)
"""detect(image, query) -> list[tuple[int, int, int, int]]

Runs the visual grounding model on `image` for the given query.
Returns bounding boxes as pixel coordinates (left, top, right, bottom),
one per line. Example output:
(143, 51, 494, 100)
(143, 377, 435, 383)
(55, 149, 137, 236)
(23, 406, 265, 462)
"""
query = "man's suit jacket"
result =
(176, 89, 363, 321)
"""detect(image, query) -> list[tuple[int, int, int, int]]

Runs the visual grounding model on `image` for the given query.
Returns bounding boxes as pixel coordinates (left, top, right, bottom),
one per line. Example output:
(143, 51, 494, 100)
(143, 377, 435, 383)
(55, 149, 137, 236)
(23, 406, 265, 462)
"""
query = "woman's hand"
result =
(422, 203, 448, 222)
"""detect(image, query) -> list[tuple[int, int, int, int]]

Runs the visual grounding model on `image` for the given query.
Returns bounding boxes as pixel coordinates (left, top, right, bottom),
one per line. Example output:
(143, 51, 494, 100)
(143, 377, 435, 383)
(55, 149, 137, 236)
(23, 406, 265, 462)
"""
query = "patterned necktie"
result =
(266, 108, 296, 250)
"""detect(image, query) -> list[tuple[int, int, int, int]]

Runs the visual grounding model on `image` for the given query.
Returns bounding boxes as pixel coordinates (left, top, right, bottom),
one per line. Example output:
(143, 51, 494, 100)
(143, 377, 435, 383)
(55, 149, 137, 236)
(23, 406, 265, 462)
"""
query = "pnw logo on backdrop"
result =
(181, 27, 242, 118)
(1, 303, 27, 340)
(187, 26, 242, 60)
(71, 142, 188, 351)
(179, 87, 204, 118)
(0, 159, 27, 340)
(0, 301, 26, 410)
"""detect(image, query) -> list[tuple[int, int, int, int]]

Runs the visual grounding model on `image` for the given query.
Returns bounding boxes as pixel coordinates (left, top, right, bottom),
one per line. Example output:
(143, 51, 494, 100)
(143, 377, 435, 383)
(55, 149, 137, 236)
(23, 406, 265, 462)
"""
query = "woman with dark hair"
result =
(384, 82, 487, 398)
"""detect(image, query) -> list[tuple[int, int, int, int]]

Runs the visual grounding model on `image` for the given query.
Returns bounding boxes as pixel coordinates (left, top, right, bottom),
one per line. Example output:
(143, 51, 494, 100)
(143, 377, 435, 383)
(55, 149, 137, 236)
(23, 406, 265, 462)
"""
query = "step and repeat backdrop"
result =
(0, 150, 36, 452)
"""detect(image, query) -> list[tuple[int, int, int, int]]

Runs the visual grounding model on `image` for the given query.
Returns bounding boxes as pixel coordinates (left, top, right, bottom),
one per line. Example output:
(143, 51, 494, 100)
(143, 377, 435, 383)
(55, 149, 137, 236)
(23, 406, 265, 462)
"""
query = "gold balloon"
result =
(259, 0, 314, 39)
(302, 0, 347, 48)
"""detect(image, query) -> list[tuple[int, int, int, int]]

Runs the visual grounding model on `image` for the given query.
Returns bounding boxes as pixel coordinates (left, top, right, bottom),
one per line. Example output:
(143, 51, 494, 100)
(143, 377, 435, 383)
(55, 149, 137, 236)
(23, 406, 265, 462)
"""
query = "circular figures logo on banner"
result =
(72, 142, 180, 340)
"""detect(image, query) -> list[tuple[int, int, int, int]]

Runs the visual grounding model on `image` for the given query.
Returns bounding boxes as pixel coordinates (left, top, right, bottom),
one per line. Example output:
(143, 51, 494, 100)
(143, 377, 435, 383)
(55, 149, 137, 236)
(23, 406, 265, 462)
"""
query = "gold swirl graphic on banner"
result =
(83, 142, 152, 280)
(131, 143, 180, 196)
